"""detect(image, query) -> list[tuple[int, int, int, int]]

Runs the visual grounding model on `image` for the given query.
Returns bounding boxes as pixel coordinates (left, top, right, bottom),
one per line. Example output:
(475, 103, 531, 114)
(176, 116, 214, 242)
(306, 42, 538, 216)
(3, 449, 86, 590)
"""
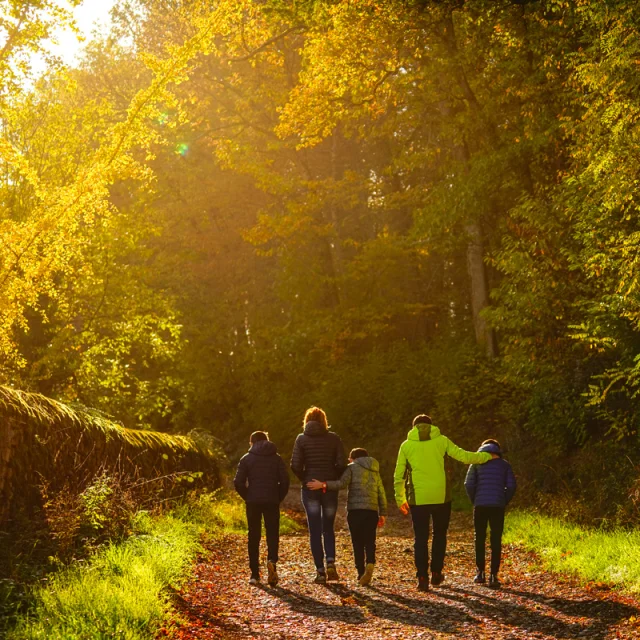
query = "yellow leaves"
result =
(0, 2, 243, 370)
(0, 138, 43, 200)
(275, 0, 407, 148)
(0, 0, 77, 96)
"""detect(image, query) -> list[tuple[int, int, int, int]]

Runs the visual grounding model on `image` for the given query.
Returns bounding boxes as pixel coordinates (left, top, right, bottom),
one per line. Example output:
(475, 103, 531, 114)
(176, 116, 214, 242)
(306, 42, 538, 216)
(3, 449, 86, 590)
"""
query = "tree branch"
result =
(228, 26, 305, 63)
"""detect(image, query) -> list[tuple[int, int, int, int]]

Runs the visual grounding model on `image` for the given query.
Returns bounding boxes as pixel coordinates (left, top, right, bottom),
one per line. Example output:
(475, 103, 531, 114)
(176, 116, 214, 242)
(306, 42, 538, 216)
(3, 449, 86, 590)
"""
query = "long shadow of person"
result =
(257, 583, 367, 624)
(500, 586, 640, 628)
(324, 582, 475, 634)
(429, 585, 627, 639)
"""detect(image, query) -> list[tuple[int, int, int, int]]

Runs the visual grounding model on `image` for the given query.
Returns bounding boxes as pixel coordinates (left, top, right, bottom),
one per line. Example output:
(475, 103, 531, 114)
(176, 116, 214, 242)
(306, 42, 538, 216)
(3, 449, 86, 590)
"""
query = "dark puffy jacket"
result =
(464, 443, 516, 508)
(234, 440, 290, 504)
(290, 421, 347, 483)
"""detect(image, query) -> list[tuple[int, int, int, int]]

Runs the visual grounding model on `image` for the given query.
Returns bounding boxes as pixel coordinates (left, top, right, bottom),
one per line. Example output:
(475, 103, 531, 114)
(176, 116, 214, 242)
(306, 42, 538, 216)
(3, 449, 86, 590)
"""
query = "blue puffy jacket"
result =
(464, 443, 516, 508)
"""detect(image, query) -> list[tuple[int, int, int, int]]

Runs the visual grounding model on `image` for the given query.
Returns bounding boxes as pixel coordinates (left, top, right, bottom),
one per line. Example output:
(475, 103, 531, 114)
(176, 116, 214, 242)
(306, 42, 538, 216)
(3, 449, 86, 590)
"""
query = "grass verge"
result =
(7, 491, 301, 639)
(184, 490, 301, 536)
(504, 511, 640, 593)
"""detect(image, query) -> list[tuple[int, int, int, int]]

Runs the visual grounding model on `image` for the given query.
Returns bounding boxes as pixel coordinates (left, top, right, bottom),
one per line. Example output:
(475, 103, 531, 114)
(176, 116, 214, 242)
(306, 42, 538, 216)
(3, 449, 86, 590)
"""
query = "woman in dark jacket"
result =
(290, 406, 346, 583)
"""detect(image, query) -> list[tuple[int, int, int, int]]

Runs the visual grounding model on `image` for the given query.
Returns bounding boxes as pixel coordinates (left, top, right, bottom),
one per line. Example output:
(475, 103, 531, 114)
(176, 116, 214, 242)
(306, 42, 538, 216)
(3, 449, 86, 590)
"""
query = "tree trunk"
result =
(439, 10, 497, 357)
(466, 221, 497, 358)
(0, 416, 19, 524)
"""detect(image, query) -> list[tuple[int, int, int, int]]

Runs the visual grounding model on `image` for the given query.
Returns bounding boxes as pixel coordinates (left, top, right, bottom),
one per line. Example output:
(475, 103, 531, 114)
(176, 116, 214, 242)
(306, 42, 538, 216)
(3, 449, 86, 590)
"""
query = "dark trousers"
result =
(474, 506, 505, 575)
(410, 501, 452, 578)
(246, 502, 280, 576)
(301, 488, 338, 570)
(347, 509, 379, 576)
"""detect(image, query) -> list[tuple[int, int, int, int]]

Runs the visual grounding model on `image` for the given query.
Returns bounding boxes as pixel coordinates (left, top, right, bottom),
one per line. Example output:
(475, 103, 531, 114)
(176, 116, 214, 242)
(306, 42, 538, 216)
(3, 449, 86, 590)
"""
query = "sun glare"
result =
(35, 0, 117, 71)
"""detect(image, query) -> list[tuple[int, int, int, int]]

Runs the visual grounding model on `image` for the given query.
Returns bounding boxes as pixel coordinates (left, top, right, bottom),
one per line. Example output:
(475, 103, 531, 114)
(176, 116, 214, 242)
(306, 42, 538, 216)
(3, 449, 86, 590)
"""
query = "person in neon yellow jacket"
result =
(394, 414, 493, 592)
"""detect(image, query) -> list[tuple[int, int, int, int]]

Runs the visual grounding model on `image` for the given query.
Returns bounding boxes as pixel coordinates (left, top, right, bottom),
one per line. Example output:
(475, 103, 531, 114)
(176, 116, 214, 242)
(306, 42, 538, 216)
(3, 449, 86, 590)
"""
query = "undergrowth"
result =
(6, 490, 300, 640)
(504, 511, 640, 593)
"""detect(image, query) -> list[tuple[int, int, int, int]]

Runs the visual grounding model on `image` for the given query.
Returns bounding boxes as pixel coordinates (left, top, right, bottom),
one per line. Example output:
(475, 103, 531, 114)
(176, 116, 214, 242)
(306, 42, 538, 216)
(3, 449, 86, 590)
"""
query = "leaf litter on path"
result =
(164, 495, 640, 640)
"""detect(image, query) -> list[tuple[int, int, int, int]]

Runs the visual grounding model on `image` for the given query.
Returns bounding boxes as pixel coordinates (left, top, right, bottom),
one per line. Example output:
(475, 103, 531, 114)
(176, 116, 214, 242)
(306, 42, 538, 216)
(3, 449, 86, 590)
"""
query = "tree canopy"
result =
(2, 0, 640, 523)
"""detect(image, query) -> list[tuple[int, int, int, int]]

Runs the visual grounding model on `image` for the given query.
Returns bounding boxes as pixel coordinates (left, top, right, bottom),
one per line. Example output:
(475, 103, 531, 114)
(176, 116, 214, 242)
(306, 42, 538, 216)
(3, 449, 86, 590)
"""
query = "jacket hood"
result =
(408, 424, 441, 442)
(304, 420, 329, 436)
(478, 442, 502, 456)
(353, 456, 379, 472)
(249, 440, 277, 456)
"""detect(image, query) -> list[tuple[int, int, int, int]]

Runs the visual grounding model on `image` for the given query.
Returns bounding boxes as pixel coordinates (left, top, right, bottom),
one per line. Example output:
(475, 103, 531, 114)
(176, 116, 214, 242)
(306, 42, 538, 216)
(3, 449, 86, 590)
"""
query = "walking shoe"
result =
(431, 571, 445, 586)
(474, 570, 486, 584)
(326, 563, 339, 581)
(359, 563, 375, 587)
(267, 561, 278, 587)
(249, 575, 260, 585)
(314, 570, 327, 584)
(488, 573, 501, 589)
(417, 576, 429, 592)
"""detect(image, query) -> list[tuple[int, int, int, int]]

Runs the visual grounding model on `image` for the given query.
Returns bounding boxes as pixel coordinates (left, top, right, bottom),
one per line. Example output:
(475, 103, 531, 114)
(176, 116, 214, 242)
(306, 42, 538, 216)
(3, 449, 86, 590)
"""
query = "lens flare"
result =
(176, 143, 189, 156)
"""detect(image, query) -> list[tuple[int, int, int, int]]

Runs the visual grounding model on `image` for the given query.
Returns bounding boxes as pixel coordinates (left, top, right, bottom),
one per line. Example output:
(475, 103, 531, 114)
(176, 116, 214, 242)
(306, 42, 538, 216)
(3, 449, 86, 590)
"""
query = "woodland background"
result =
(2, 0, 640, 525)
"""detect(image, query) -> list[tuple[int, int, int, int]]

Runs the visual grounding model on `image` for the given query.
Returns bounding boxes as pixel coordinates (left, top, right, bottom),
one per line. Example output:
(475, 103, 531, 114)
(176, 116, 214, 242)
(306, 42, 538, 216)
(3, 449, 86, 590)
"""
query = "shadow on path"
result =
(501, 586, 640, 621)
(428, 585, 639, 639)
(258, 583, 367, 624)
(325, 583, 474, 634)
(169, 585, 248, 638)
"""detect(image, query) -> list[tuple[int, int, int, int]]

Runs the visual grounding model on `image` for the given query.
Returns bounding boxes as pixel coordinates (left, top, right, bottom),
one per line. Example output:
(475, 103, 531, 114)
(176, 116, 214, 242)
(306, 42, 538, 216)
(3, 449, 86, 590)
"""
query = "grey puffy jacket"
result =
(325, 457, 387, 516)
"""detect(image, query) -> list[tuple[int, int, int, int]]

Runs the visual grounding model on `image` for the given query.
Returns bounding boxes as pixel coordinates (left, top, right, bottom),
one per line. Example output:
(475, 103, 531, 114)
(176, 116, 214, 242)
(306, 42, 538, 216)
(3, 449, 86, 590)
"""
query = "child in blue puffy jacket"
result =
(464, 439, 516, 589)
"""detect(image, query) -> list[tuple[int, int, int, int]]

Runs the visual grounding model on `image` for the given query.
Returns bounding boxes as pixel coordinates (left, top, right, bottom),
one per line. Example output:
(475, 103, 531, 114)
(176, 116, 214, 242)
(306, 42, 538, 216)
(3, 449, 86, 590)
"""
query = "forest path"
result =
(166, 491, 640, 640)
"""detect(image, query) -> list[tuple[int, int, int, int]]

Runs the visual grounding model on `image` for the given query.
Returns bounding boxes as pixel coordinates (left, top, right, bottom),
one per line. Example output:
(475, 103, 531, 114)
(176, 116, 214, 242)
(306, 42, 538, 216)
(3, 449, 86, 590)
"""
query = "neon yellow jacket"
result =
(394, 424, 491, 506)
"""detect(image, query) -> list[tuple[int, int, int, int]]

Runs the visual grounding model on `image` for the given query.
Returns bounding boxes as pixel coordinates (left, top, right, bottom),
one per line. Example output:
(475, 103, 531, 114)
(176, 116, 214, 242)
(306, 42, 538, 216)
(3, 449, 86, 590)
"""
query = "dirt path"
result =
(165, 492, 640, 640)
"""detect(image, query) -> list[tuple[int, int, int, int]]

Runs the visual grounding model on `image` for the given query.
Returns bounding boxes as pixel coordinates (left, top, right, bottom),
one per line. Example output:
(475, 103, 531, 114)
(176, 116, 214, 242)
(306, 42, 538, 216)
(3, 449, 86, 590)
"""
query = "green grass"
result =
(8, 514, 199, 640)
(178, 489, 302, 535)
(504, 511, 640, 593)
(7, 491, 300, 639)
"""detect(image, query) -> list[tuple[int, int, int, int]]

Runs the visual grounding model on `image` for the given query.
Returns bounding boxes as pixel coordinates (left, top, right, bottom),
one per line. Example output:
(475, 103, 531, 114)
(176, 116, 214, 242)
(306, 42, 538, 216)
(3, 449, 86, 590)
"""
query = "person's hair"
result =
(303, 406, 328, 429)
(481, 438, 501, 448)
(349, 448, 368, 459)
(250, 431, 269, 444)
(412, 414, 432, 426)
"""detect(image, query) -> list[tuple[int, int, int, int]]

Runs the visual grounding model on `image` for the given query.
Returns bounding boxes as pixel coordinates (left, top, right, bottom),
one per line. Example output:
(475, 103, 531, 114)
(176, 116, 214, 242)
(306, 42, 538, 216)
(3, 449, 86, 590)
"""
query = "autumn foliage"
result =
(1, 0, 640, 524)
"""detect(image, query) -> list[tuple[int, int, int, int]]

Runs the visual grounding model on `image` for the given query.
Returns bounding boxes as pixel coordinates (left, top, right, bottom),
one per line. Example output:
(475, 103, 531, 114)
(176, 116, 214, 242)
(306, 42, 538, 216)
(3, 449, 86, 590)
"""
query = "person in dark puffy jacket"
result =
(308, 448, 387, 586)
(234, 431, 290, 586)
(464, 439, 517, 589)
(290, 406, 346, 584)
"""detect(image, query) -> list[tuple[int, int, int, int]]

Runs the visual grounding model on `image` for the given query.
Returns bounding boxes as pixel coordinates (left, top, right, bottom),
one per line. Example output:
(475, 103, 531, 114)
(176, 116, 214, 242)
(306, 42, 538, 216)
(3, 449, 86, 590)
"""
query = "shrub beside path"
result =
(163, 490, 640, 640)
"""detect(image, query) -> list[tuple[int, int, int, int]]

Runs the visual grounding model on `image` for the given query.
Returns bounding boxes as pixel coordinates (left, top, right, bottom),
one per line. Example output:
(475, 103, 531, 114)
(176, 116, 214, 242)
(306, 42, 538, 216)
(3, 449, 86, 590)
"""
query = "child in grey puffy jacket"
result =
(307, 448, 387, 586)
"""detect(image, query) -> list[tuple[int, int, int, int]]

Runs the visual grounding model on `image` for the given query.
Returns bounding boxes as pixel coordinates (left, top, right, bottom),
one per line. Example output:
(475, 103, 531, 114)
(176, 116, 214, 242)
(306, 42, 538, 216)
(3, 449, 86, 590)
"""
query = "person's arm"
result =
(444, 438, 492, 465)
(377, 474, 388, 517)
(464, 464, 478, 502)
(393, 445, 408, 508)
(278, 456, 291, 502)
(290, 436, 304, 481)
(233, 457, 249, 501)
(323, 465, 351, 491)
(505, 463, 517, 505)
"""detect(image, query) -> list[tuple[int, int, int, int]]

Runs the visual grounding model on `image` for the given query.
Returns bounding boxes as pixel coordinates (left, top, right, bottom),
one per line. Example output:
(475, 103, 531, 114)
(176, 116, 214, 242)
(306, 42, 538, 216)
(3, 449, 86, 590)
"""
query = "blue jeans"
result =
(301, 488, 338, 570)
